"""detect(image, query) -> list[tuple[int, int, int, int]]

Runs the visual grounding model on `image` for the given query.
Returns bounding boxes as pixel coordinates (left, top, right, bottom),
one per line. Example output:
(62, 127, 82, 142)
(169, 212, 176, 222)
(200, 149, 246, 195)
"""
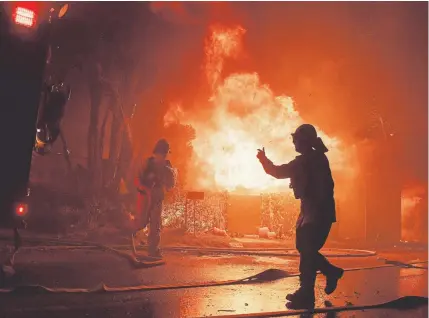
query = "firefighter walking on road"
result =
(133, 139, 176, 258)
(257, 124, 344, 310)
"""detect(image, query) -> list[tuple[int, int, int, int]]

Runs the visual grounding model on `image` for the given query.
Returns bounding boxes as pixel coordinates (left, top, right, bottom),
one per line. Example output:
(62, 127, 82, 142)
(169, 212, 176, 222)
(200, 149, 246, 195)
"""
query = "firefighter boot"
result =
(286, 275, 315, 310)
(325, 266, 344, 295)
(286, 274, 303, 302)
(285, 287, 315, 310)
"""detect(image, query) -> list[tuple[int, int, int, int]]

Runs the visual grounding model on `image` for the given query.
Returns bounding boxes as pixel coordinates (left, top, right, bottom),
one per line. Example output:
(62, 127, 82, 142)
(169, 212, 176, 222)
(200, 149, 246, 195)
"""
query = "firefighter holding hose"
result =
(257, 124, 344, 309)
(133, 139, 176, 258)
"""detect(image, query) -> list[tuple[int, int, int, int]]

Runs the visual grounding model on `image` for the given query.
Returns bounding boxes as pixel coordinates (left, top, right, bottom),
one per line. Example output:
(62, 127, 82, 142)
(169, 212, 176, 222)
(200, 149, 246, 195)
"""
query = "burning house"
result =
(161, 25, 354, 238)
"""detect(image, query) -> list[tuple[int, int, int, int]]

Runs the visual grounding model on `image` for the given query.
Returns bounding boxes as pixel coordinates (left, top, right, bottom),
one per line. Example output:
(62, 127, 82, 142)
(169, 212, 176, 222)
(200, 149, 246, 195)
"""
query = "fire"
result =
(401, 184, 427, 242)
(165, 25, 347, 193)
(205, 25, 246, 90)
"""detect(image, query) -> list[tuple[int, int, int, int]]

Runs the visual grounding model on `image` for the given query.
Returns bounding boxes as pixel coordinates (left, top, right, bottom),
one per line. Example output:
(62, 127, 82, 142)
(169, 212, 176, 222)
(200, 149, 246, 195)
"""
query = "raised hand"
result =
(256, 147, 266, 161)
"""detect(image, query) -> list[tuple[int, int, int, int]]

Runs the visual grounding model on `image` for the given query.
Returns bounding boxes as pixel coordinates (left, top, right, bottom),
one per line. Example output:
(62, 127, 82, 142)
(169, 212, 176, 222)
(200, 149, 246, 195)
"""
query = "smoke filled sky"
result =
(61, 1, 427, 185)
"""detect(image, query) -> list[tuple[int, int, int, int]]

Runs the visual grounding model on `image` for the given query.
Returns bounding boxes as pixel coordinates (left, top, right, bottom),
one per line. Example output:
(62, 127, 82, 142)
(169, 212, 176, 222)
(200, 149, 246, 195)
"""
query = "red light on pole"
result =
(15, 203, 28, 216)
(13, 6, 36, 28)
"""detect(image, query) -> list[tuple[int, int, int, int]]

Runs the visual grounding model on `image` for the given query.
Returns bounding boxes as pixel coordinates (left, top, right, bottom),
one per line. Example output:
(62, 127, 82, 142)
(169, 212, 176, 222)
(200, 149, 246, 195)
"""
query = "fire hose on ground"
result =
(4, 295, 428, 317)
(194, 295, 429, 318)
(0, 235, 427, 316)
(0, 235, 380, 257)
(0, 235, 427, 294)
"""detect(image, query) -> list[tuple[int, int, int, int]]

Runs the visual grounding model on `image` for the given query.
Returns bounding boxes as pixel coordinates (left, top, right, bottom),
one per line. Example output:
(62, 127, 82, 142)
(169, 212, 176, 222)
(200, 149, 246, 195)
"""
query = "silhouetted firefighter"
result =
(133, 139, 176, 258)
(257, 124, 344, 309)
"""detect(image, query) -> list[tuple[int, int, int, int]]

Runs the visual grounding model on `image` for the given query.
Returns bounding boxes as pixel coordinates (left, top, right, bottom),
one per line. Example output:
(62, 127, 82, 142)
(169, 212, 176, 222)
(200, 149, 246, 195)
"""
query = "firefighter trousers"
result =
(136, 192, 163, 253)
(295, 221, 337, 291)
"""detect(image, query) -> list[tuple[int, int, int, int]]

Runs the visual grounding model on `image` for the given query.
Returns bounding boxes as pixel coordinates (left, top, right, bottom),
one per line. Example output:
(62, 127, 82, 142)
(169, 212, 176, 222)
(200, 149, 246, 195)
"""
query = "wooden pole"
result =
(184, 198, 188, 232)
(193, 200, 196, 236)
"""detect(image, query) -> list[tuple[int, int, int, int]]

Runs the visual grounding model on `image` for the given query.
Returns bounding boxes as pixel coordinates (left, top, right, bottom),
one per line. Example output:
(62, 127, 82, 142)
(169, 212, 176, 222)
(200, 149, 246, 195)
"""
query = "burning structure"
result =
(161, 23, 424, 243)
(164, 25, 349, 193)
(162, 25, 357, 237)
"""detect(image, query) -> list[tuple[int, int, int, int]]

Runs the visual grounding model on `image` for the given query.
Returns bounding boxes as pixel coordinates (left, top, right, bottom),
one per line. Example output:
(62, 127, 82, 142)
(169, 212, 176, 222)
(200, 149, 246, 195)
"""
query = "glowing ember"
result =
(165, 25, 347, 193)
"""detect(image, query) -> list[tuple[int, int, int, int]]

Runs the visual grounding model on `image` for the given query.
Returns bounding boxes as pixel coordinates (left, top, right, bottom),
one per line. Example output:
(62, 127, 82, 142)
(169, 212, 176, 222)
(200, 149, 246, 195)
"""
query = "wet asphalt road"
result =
(0, 247, 427, 318)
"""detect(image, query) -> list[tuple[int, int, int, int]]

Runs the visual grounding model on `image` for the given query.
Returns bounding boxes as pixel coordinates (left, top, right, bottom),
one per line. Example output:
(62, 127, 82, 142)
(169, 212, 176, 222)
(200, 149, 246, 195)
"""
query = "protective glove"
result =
(256, 147, 267, 162)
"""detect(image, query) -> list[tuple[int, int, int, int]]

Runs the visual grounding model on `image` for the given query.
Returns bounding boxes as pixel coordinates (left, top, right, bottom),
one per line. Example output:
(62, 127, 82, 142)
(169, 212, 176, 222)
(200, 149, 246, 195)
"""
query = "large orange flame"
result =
(165, 25, 349, 193)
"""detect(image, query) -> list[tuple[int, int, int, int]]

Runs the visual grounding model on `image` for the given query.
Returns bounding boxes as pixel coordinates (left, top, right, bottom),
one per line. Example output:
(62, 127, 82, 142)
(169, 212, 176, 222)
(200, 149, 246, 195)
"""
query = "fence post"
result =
(186, 191, 205, 236)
